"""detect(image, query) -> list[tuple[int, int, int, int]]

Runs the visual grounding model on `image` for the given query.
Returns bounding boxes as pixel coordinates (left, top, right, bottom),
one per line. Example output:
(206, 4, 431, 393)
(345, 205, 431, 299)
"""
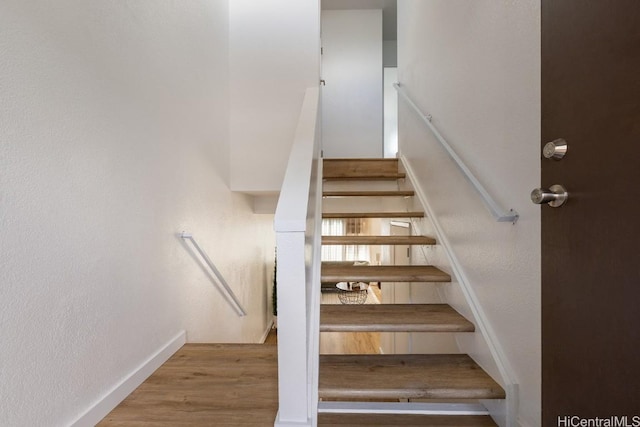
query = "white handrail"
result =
(180, 231, 246, 317)
(393, 83, 519, 223)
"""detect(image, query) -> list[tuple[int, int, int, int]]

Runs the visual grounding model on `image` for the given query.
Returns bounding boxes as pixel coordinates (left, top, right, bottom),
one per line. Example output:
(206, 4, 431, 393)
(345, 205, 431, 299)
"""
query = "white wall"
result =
(0, 1, 275, 425)
(321, 10, 383, 158)
(384, 68, 399, 158)
(229, 0, 320, 193)
(397, 1, 540, 426)
(383, 40, 398, 67)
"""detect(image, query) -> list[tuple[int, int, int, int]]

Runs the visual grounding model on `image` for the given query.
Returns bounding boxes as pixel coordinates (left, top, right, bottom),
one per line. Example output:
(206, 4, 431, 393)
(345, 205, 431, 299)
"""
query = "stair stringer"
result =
(397, 153, 519, 427)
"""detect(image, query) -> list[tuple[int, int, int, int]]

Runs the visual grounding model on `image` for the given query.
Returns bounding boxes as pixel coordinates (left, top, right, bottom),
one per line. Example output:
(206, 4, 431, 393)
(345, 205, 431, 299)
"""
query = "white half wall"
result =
(321, 9, 383, 158)
(0, 1, 275, 425)
(229, 0, 320, 193)
(397, 1, 541, 426)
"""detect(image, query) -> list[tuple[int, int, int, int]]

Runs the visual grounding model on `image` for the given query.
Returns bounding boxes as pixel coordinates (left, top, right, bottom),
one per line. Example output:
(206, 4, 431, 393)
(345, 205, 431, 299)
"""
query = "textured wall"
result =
(397, 1, 541, 426)
(229, 0, 320, 193)
(0, 1, 274, 425)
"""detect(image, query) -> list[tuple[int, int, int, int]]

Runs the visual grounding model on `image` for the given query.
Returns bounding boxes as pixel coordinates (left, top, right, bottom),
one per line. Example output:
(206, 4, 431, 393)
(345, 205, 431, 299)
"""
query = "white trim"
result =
(260, 320, 275, 343)
(308, 156, 323, 426)
(390, 220, 410, 228)
(69, 330, 186, 427)
(400, 153, 518, 426)
(274, 411, 312, 427)
(517, 414, 536, 427)
(318, 401, 489, 416)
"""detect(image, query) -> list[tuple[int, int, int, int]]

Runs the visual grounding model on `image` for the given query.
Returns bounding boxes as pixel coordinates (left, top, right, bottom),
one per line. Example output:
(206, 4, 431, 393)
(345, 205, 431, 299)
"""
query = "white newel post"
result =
(274, 230, 310, 426)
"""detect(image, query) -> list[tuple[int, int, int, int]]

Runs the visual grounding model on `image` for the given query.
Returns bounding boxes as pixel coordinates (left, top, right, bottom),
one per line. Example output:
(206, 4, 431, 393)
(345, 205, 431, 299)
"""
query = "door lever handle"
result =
(531, 184, 568, 207)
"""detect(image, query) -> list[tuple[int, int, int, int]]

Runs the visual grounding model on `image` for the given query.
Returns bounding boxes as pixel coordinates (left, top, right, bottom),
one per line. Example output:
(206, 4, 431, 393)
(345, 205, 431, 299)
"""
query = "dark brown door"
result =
(542, 1, 640, 424)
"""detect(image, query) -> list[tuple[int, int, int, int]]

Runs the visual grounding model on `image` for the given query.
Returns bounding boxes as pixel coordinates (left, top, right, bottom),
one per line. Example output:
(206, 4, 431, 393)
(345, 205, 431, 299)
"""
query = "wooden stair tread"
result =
(98, 343, 278, 424)
(322, 264, 451, 283)
(323, 211, 424, 219)
(322, 235, 436, 245)
(323, 158, 398, 173)
(323, 173, 406, 181)
(323, 190, 415, 197)
(319, 354, 505, 400)
(318, 413, 497, 426)
(320, 304, 474, 333)
(323, 158, 405, 180)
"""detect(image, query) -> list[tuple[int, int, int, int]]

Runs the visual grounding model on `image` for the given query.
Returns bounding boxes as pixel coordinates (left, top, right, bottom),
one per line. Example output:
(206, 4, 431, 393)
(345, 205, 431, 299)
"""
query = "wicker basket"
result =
(336, 282, 369, 305)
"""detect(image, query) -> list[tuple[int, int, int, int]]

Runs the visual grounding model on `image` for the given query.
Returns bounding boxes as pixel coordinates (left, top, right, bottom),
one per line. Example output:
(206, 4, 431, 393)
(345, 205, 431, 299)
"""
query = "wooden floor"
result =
(99, 293, 381, 426)
(97, 332, 494, 425)
(263, 328, 278, 345)
(320, 287, 382, 355)
(98, 344, 278, 426)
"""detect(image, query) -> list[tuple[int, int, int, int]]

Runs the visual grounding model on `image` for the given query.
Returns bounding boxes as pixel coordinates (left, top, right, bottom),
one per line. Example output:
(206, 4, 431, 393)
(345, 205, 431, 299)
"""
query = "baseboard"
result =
(70, 330, 186, 427)
(517, 414, 536, 427)
(274, 411, 312, 427)
(260, 320, 275, 343)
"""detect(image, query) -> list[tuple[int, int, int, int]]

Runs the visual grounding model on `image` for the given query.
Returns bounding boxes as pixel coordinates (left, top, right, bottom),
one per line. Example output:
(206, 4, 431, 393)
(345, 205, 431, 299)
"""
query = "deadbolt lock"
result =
(543, 139, 568, 160)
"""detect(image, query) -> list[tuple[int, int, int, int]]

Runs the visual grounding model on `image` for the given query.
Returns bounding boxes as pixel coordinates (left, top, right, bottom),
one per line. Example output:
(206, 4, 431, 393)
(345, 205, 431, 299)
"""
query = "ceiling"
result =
(321, 0, 397, 41)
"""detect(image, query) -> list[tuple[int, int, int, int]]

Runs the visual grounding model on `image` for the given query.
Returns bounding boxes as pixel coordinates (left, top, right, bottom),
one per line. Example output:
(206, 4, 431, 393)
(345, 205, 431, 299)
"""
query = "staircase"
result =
(316, 158, 505, 426)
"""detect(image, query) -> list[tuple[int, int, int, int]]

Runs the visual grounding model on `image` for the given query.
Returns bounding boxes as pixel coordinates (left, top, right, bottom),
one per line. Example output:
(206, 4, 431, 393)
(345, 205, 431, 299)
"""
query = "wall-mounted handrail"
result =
(393, 82, 519, 223)
(180, 231, 246, 317)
